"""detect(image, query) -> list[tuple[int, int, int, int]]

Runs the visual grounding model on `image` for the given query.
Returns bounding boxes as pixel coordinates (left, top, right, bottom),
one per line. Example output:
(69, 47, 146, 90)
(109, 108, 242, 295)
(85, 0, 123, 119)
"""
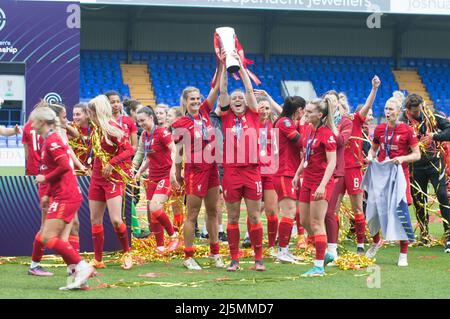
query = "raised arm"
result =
(206, 59, 223, 109)
(0, 125, 20, 137)
(255, 89, 283, 114)
(234, 52, 258, 112)
(360, 75, 381, 119)
(216, 52, 230, 116)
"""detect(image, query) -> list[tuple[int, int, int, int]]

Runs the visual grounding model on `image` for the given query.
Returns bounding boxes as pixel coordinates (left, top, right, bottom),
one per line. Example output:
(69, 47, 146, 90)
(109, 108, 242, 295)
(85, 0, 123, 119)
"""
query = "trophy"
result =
(215, 27, 240, 74)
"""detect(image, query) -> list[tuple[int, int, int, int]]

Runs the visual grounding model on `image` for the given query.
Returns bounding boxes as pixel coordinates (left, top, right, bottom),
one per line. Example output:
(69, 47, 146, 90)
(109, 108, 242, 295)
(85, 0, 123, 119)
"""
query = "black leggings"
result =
(411, 164, 450, 240)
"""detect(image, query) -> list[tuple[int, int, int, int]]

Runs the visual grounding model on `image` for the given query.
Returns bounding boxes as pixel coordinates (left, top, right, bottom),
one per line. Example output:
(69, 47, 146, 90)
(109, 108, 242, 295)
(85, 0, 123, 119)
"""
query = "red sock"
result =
(114, 223, 130, 253)
(314, 234, 327, 261)
(335, 214, 340, 234)
(173, 213, 183, 232)
(400, 241, 409, 254)
(249, 223, 263, 261)
(153, 209, 175, 236)
(266, 214, 278, 248)
(91, 224, 104, 262)
(227, 223, 240, 261)
(46, 237, 81, 265)
(278, 217, 294, 248)
(325, 205, 339, 244)
(151, 214, 165, 247)
(68, 235, 80, 253)
(354, 213, 366, 245)
(184, 247, 195, 259)
(31, 233, 45, 263)
(373, 232, 381, 244)
(210, 242, 220, 255)
(295, 209, 304, 235)
(307, 235, 316, 246)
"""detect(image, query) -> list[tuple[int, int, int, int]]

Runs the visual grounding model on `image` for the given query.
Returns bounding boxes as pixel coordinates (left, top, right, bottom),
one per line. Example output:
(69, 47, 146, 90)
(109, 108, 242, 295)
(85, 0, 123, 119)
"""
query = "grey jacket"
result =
(362, 161, 415, 242)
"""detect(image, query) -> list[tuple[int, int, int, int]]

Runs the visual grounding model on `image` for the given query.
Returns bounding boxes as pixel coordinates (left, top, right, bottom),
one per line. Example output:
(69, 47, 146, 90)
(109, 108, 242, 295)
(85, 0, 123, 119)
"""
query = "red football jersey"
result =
(40, 132, 81, 201)
(220, 108, 260, 167)
(118, 115, 138, 140)
(143, 127, 173, 179)
(91, 122, 134, 182)
(302, 125, 337, 185)
(274, 117, 302, 177)
(172, 101, 217, 171)
(373, 122, 419, 173)
(334, 116, 353, 177)
(22, 121, 44, 176)
(345, 112, 366, 169)
(259, 119, 275, 176)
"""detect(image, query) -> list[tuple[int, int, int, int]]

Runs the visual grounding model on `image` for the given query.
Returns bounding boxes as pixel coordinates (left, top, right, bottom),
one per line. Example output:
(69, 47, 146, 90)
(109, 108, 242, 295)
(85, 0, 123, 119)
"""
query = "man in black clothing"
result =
(401, 94, 450, 252)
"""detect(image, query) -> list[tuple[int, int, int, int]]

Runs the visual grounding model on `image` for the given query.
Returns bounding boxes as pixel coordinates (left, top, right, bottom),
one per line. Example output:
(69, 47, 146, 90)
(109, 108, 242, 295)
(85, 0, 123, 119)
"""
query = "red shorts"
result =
(299, 181, 335, 203)
(146, 177, 172, 200)
(88, 178, 124, 201)
(261, 175, 275, 191)
(343, 167, 364, 195)
(46, 200, 81, 223)
(223, 165, 262, 202)
(273, 175, 299, 201)
(185, 164, 220, 198)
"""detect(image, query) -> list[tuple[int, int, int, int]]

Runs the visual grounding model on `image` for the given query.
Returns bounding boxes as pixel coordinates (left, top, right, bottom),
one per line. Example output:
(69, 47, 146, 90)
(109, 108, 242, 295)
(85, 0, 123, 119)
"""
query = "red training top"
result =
(344, 111, 366, 169)
(172, 100, 217, 172)
(274, 117, 302, 177)
(220, 108, 260, 168)
(334, 116, 353, 177)
(22, 121, 43, 176)
(372, 122, 419, 175)
(40, 131, 82, 202)
(143, 126, 173, 179)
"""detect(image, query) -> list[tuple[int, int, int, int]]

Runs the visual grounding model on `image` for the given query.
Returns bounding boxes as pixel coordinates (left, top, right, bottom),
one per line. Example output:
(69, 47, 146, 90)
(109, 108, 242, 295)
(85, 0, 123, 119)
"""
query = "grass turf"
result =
(0, 166, 449, 298)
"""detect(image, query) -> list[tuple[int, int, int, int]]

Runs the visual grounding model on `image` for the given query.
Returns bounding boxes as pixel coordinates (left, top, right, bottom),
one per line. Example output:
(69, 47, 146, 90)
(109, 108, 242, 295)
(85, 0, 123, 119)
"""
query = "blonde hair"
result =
(338, 92, 350, 114)
(392, 91, 406, 104)
(385, 96, 403, 111)
(27, 100, 49, 121)
(309, 97, 338, 135)
(156, 103, 169, 111)
(180, 87, 200, 115)
(88, 95, 124, 145)
(168, 107, 183, 119)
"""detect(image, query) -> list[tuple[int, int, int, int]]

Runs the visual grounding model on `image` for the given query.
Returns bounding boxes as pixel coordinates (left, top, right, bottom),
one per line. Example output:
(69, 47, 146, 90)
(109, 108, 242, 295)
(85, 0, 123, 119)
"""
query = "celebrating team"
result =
(17, 52, 450, 289)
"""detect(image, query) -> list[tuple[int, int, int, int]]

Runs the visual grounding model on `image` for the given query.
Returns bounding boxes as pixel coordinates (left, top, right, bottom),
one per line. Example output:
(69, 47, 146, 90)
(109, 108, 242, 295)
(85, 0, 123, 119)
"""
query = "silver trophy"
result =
(215, 27, 240, 74)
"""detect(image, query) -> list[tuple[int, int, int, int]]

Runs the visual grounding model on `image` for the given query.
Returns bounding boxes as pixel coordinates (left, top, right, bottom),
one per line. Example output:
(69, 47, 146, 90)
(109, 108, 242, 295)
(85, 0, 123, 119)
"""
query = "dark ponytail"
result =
(137, 106, 158, 126)
(274, 96, 306, 126)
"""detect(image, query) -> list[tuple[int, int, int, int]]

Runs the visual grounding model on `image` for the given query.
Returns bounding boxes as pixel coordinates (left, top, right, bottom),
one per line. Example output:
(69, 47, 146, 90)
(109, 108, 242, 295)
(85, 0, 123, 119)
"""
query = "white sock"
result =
(218, 224, 224, 233)
(202, 225, 208, 235)
(75, 260, 88, 271)
(327, 243, 338, 257)
(157, 246, 165, 251)
(30, 261, 40, 269)
(245, 231, 249, 239)
(357, 243, 364, 249)
(280, 246, 288, 254)
(314, 259, 324, 267)
(399, 253, 407, 259)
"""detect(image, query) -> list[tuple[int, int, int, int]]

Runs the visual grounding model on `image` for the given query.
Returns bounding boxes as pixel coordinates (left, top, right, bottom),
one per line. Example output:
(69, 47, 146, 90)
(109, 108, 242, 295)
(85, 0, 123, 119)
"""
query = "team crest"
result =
(284, 119, 291, 127)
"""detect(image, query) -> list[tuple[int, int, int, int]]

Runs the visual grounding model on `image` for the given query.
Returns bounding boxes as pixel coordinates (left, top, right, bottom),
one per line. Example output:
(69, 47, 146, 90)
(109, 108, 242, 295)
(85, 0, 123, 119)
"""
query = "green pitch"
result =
(1, 229, 449, 299)
(0, 166, 24, 176)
